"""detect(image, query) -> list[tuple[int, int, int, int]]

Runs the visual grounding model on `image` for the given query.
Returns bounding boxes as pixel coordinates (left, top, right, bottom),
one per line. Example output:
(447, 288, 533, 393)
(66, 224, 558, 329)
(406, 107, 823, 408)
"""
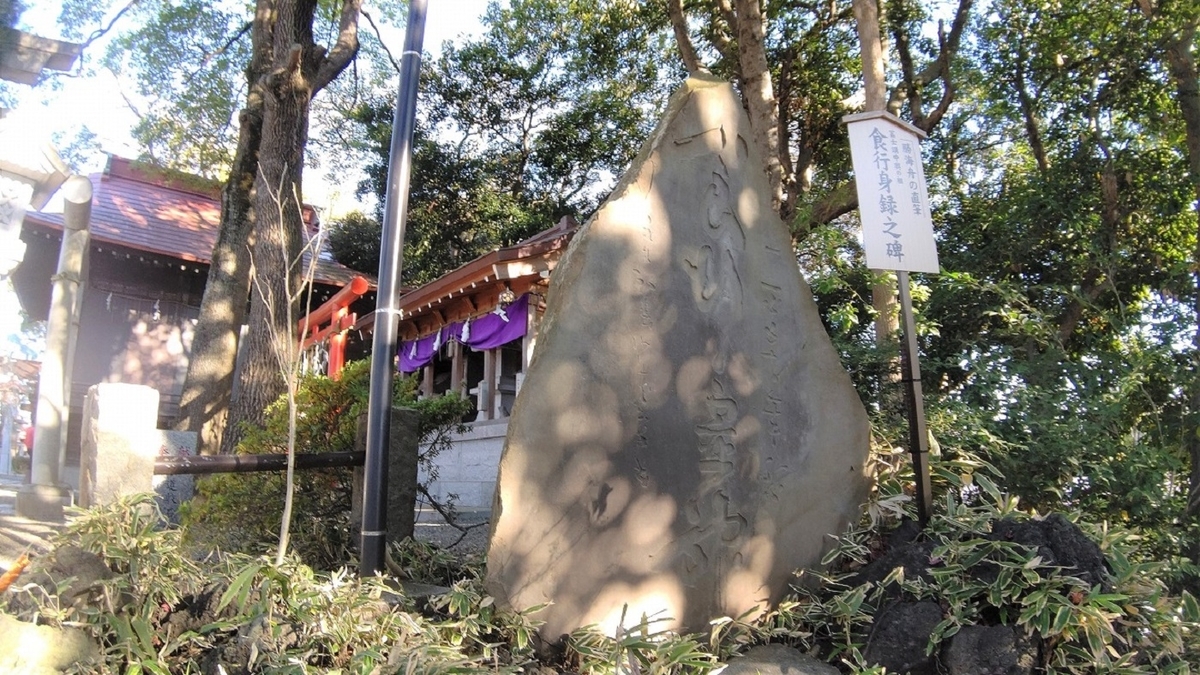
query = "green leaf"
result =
(1049, 605, 1072, 635)
(1086, 626, 1106, 657)
(1182, 591, 1200, 622)
(132, 616, 156, 654)
(974, 473, 1004, 504)
(218, 561, 263, 614)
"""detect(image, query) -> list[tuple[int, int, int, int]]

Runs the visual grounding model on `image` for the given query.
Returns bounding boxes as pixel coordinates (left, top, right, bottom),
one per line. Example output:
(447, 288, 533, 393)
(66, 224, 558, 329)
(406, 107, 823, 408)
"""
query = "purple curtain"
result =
(398, 293, 530, 373)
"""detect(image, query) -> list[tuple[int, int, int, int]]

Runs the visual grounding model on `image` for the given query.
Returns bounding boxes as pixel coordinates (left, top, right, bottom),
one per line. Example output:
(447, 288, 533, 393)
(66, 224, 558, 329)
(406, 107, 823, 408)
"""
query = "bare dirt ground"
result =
(0, 474, 65, 571)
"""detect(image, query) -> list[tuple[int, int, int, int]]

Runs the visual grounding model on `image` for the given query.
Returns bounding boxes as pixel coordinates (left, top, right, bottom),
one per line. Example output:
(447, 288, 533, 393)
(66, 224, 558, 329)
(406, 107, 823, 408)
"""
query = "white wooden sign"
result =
(844, 111, 939, 274)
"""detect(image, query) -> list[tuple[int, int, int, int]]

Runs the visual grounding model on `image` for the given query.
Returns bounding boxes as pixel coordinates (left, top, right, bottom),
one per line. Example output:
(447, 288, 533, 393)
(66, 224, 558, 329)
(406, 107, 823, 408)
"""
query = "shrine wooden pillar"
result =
(481, 348, 496, 420)
(450, 342, 464, 396)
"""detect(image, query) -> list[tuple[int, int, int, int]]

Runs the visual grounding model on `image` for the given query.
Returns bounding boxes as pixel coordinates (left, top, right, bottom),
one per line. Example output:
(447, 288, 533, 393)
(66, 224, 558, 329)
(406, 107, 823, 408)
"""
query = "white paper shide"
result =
(845, 111, 939, 274)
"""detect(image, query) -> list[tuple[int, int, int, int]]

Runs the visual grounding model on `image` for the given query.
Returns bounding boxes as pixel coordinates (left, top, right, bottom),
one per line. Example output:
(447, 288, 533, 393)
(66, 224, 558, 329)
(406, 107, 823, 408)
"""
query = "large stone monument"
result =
(486, 75, 872, 640)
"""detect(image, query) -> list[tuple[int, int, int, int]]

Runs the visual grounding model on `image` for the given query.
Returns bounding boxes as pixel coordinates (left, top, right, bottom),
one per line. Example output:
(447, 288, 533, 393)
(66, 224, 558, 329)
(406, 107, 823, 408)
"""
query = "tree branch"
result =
(1014, 43, 1049, 173)
(361, 7, 401, 73)
(922, 21, 957, 130)
(886, 0, 973, 127)
(80, 0, 138, 52)
(186, 21, 253, 84)
(890, 0, 924, 125)
(708, 0, 739, 66)
(313, 0, 363, 93)
(793, 180, 858, 240)
(735, 0, 784, 212)
(668, 0, 705, 74)
(416, 484, 489, 549)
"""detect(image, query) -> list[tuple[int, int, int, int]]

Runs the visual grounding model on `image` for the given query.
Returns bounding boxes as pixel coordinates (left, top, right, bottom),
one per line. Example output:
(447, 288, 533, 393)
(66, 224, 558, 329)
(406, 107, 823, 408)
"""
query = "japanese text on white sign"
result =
(845, 111, 939, 274)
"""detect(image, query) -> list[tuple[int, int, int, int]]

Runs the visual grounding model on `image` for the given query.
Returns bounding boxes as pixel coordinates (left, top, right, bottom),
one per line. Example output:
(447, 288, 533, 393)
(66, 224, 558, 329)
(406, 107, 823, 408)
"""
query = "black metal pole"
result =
(360, 0, 427, 577)
(897, 270, 933, 526)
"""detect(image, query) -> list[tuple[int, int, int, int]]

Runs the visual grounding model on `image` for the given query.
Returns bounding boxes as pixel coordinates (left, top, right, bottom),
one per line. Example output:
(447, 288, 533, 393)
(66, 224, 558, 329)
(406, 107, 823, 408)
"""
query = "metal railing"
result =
(153, 451, 364, 476)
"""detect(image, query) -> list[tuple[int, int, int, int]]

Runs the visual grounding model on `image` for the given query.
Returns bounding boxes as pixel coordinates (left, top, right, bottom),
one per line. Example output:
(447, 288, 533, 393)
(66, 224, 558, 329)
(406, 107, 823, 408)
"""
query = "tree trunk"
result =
(174, 5, 272, 455)
(221, 112, 307, 454)
(1164, 22, 1200, 563)
(220, 1, 316, 455)
(853, 0, 888, 113)
(853, 0, 901, 366)
(734, 0, 784, 213)
(668, 0, 703, 75)
(218, 0, 362, 455)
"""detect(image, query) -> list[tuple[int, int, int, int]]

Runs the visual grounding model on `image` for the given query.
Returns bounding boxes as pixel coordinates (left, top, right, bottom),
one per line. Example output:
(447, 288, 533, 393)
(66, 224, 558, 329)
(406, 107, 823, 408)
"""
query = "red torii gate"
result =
(299, 275, 370, 379)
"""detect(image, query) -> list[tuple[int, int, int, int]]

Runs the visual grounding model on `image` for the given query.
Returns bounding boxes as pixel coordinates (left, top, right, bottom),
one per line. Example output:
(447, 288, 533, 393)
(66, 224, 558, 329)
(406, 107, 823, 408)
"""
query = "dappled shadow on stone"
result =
(485, 75, 871, 642)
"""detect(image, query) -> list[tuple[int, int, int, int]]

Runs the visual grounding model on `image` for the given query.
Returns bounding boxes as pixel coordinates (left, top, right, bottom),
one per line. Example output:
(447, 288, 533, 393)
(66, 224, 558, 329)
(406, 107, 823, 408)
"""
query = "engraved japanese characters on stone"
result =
(487, 75, 871, 641)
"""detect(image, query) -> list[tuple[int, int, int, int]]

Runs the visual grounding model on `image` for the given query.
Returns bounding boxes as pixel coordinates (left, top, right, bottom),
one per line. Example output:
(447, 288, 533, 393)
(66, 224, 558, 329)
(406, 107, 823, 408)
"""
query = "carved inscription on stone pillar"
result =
(487, 75, 871, 641)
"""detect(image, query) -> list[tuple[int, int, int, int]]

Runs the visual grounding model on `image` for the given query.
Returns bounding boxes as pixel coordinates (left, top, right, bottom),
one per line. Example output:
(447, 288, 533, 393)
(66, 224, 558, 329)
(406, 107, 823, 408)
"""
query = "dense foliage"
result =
(179, 359, 472, 569)
(335, 0, 678, 284)
(795, 0, 1200, 575)
(793, 464, 1200, 672)
(4, 494, 545, 673)
(22, 0, 1200, 626)
(325, 210, 383, 276)
(5, 459, 1197, 673)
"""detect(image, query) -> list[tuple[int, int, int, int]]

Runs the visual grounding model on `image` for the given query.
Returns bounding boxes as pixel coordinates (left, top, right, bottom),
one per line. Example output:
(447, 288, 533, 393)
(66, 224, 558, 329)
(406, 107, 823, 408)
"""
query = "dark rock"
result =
(942, 624, 1037, 675)
(162, 583, 228, 639)
(989, 514, 1107, 588)
(886, 518, 923, 549)
(200, 615, 300, 675)
(852, 536, 936, 595)
(6, 544, 116, 617)
(863, 600, 943, 675)
(721, 644, 839, 674)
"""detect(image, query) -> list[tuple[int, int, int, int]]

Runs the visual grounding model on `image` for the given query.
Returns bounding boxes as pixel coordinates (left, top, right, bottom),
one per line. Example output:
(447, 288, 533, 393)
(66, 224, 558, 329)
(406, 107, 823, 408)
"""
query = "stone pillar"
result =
(0, 119, 70, 276)
(18, 175, 91, 521)
(421, 364, 434, 398)
(351, 407, 420, 546)
(153, 430, 197, 524)
(491, 346, 504, 419)
(71, 383, 195, 520)
(77, 383, 159, 509)
(0, 395, 14, 475)
(522, 298, 537, 370)
(0, 172, 32, 276)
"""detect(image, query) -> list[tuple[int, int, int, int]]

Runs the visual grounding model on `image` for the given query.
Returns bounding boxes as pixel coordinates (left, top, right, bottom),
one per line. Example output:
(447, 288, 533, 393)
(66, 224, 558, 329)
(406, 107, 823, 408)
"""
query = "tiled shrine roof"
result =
(23, 156, 363, 288)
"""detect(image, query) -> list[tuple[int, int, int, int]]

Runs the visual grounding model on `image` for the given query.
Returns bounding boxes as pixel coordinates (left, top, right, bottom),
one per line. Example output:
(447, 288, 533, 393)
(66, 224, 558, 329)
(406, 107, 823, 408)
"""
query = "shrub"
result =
(179, 359, 472, 568)
(326, 211, 383, 275)
(4, 493, 542, 674)
(789, 477, 1200, 672)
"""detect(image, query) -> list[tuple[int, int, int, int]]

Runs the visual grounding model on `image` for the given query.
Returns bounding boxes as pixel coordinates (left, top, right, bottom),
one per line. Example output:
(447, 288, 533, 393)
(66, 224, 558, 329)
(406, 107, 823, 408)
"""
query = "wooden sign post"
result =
(845, 110, 939, 525)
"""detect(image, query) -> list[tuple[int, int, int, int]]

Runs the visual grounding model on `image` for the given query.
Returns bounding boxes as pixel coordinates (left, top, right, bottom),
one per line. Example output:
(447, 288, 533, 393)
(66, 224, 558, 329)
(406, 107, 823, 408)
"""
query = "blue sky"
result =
(8, 1, 493, 176)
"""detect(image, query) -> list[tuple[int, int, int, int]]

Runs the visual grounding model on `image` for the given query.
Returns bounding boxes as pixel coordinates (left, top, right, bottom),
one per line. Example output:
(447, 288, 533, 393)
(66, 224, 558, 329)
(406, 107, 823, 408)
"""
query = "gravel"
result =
(412, 508, 491, 556)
